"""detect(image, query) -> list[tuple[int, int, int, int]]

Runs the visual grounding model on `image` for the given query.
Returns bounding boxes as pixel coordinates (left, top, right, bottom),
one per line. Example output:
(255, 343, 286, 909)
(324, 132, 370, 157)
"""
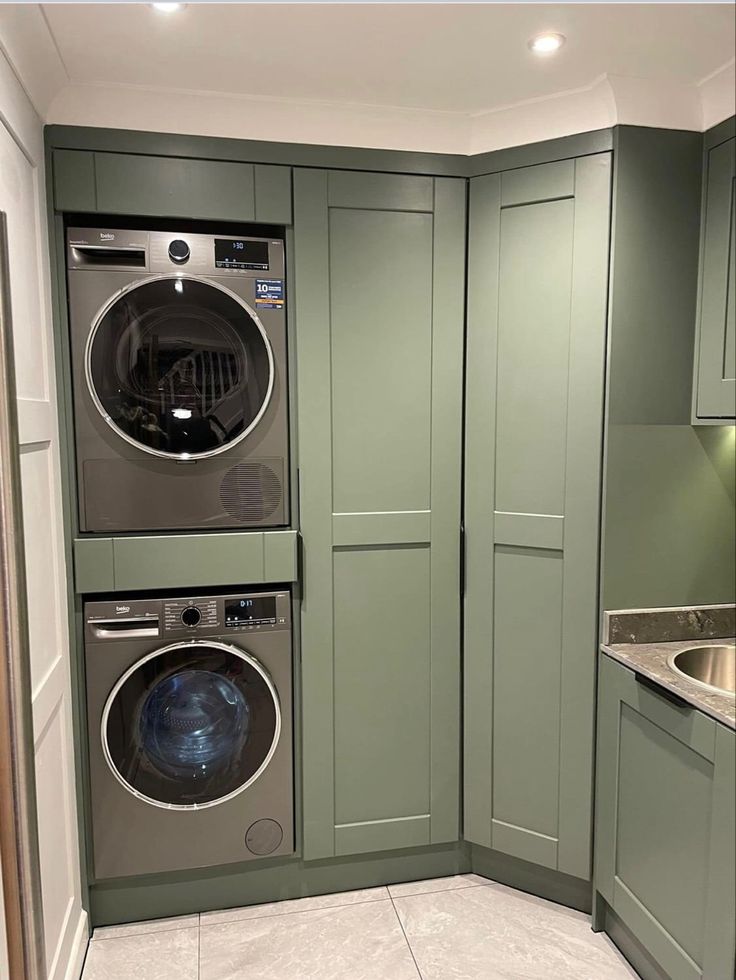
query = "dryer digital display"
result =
(214, 238, 270, 270)
(225, 596, 276, 625)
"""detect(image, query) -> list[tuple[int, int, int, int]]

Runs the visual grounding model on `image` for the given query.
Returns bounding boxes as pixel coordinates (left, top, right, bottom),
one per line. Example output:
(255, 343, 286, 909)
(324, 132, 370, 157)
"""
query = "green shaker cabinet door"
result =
(595, 655, 735, 980)
(694, 131, 736, 420)
(294, 169, 465, 860)
(464, 154, 611, 880)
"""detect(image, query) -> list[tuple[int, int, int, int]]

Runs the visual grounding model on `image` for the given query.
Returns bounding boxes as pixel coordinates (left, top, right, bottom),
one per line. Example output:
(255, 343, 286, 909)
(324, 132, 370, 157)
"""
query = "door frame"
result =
(0, 211, 46, 980)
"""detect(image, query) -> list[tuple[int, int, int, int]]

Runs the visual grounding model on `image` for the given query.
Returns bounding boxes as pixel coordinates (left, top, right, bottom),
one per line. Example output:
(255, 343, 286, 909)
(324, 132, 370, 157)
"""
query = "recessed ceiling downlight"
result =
(529, 33, 566, 55)
(152, 2, 184, 12)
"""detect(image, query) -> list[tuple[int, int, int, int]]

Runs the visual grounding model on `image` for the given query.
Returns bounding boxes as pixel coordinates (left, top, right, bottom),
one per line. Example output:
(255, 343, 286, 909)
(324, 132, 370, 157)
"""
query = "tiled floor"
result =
(82, 874, 640, 979)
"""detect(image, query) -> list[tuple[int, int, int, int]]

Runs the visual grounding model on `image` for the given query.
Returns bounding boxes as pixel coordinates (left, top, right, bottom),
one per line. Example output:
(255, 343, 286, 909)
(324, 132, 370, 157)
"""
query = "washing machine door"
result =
(86, 275, 274, 460)
(102, 640, 280, 809)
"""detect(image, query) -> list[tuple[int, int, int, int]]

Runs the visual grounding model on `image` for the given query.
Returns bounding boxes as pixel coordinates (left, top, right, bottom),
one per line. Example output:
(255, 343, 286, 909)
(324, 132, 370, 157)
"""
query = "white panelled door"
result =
(0, 54, 87, 980)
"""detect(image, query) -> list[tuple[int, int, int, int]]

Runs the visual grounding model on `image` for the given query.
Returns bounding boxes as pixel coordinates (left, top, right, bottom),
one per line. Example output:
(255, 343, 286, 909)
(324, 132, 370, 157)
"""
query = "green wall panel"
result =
(464, 152, 611, 881)
(295, 168, 464, 860)
(602, 424, 736, 609)
(602, 126, 735, 610)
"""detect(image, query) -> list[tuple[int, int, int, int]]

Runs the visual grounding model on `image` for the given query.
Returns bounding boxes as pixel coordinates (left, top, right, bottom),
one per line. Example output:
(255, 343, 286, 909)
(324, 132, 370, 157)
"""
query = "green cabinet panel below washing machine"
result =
(294, 168, 465, 860)
(594, 654, 736, 980)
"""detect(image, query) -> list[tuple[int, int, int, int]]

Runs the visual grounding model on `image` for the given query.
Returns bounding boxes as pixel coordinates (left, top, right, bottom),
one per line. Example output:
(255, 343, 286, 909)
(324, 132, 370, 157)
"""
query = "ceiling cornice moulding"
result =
(2, 4, 734, 156)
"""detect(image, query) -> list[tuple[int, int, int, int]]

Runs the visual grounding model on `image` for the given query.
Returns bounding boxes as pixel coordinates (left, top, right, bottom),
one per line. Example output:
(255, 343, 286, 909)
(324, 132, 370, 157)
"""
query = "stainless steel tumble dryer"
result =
(67, 227, 289, 532)
(84, 589, 294, 880)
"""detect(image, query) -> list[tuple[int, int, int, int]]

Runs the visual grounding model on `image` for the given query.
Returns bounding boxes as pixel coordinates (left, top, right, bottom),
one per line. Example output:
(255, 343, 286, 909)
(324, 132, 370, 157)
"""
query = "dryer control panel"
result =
(84, 590, 291, 641)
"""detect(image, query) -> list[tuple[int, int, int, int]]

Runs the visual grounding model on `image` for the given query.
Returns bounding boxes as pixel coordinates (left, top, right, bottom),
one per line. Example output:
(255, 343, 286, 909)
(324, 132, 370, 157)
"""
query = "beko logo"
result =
(115, 605, 131, 614)
(100, 233, 115, 241)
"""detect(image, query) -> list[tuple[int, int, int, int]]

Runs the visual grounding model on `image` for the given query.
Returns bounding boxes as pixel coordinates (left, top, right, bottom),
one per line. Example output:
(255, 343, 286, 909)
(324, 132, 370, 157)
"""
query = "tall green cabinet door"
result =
(464, 153, 612, 880)
(294, 170, 465, 860)
(693, 130, 735, 421)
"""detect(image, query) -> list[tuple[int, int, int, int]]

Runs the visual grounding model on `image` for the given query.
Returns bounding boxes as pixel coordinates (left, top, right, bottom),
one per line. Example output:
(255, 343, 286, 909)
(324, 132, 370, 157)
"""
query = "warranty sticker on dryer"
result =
(255, 279, 285, 310)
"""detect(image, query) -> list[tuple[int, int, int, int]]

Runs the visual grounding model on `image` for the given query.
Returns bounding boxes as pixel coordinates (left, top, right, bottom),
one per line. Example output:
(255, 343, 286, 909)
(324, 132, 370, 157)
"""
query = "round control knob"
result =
(181, 606, 201, 628)
(168, 239, 190, 264)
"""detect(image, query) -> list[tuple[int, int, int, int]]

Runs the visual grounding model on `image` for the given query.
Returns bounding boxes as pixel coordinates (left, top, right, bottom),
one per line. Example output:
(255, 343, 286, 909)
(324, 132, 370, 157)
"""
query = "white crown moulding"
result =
(1, 4, 734, 156)
(45, 68, 735, 157)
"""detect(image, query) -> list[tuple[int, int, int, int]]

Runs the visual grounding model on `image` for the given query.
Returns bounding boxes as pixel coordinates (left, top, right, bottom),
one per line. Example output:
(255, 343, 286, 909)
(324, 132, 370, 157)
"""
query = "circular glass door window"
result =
(103, 641, 280, 809)
(86, 276, 274, 459)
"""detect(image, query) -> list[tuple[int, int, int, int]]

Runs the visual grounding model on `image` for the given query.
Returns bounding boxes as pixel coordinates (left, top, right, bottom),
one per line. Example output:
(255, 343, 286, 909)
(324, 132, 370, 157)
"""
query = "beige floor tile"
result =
(91, 914, 198, 942)
(201, 885, 389, 926)
(82, 926, 198, 980)
(388, 873, 488, 898)
(199, 900, 420, 980)
(394, 881, 640, 980)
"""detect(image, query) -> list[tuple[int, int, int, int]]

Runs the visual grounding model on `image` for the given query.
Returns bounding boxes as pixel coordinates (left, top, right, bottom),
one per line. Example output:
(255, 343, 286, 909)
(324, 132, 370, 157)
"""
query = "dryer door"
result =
(103, 640, 280, 809)
(86, 275, 274, 460)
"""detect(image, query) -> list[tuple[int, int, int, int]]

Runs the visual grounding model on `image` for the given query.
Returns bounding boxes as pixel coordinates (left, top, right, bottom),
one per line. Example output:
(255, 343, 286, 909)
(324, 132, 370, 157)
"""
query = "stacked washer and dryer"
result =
(66, 227, 294, 879)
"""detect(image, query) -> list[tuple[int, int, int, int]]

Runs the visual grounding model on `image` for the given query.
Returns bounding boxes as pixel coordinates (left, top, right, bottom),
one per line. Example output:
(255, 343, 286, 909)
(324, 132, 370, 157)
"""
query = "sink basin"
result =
(668, 645, 736, 695)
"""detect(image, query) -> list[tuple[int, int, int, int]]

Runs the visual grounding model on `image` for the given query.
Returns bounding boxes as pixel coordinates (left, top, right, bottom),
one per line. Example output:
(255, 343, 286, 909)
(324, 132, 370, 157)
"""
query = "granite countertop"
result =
(602, 605, 736, 730)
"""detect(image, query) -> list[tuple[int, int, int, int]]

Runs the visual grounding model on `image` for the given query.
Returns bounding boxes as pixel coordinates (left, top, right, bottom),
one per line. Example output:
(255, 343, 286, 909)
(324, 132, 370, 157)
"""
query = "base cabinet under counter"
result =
(594, 653, 735, 980)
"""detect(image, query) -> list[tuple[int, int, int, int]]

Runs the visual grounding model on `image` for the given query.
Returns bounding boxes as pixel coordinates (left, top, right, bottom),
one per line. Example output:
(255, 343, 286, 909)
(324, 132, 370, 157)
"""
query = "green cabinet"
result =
(463, 153, 611, 880)
(294, 169, 465, 859)
(693, 121, 735, 422)
(595, 654, 735, 980)
(52, 149, 292, 224)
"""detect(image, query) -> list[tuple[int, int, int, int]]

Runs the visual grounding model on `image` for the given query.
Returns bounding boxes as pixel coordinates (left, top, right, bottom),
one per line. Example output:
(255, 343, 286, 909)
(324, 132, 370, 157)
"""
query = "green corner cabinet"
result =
(693, 118, 735, 423)
(463, 153, 612, 881)
(594, 654, 735, 980)
(293, 169, 466, 859)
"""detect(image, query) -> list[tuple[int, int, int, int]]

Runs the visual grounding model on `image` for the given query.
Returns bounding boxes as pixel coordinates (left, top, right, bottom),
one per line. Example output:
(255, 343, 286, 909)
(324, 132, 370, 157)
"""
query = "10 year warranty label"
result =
(255, 280, 284, 309)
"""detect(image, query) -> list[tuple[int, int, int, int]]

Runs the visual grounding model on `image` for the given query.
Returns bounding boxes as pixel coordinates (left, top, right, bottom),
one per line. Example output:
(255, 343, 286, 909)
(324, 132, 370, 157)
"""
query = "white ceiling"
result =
(39, 3, 735, 114)
(0, 3, 734, 154)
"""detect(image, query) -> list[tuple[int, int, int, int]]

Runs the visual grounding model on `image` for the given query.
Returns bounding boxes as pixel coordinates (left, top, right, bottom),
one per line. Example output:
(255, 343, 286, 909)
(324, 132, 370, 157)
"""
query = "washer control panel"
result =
(164, 598, 218, 632)
(84, 590, 291, 641)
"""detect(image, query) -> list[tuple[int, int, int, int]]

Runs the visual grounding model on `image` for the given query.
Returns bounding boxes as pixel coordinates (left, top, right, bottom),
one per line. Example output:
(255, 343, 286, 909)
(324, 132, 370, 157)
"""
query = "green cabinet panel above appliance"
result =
(595, 654, 735, 980)
(693, 119, 735, 422)
(73, 530, 299, 594)
(294, 168, 465, 860)
(463, 153, 612, 882)
(51, 149, 292, 224)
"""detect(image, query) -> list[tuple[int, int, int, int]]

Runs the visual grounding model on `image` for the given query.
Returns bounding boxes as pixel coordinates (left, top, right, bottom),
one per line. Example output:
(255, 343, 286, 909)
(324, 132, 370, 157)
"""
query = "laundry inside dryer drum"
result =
(88, 277, 273, 458)
(104, 644, 279, 807)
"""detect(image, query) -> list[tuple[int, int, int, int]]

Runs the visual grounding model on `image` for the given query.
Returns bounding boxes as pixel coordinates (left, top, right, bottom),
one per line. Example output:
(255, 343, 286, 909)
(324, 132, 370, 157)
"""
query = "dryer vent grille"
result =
(220, 461, 282, 523)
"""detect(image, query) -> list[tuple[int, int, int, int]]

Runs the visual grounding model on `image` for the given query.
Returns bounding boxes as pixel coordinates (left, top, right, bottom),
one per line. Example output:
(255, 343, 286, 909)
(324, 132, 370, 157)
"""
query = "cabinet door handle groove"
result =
(635, 672, 691, 710)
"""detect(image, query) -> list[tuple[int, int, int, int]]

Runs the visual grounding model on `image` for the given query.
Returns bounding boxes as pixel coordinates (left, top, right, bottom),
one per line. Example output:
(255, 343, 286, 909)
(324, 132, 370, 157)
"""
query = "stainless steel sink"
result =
(667, 645, 736, 695)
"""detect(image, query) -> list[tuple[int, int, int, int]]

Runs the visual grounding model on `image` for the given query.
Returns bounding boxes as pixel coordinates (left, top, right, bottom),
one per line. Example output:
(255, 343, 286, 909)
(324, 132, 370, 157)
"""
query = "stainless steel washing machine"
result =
(84, 589, 294, 880)
(67, 227, 290, 532)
